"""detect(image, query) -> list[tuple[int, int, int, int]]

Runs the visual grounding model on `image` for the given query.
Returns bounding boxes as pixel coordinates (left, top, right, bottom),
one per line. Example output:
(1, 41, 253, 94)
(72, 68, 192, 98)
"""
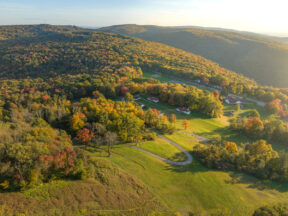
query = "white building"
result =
(176, 107, 191, 115)
(148, 97, 159, 103)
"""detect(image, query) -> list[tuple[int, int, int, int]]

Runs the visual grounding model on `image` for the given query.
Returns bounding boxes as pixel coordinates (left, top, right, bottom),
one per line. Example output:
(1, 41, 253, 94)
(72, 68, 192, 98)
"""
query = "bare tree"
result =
(104, 131, 117, 157)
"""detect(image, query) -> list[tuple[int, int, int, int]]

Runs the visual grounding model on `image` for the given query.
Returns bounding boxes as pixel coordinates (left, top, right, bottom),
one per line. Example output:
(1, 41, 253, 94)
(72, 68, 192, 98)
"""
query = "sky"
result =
(0, 0, 287, 37)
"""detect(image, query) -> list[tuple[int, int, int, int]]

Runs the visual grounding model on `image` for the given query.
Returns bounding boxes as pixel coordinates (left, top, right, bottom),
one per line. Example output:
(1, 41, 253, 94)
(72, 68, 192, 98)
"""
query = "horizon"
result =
(1, 0, 288, 37)
(0, 23, 287, 38)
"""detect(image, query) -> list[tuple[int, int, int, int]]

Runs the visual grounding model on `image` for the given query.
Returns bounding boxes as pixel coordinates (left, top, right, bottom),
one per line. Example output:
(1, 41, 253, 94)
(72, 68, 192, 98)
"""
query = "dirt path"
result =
(127, 135, 193, 166)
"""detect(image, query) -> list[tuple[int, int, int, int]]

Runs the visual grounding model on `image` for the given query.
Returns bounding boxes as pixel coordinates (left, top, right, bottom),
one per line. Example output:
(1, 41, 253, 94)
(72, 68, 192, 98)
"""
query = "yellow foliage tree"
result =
(70, 112, 86, 132)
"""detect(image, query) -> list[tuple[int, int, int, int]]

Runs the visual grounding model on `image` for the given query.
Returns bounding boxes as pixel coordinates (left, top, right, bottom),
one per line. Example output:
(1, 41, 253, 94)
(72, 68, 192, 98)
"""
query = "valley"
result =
(0, 25, 288, 216)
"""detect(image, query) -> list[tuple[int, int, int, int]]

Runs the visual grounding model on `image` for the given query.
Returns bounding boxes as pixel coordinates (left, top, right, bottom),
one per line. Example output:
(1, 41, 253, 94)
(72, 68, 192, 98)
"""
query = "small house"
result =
(137, 102, 146, 109)
(225, 96, 245, 105)
(134, 95, 141, 100)
(148, 97, 159, 103)
(176, 107, 191, 115)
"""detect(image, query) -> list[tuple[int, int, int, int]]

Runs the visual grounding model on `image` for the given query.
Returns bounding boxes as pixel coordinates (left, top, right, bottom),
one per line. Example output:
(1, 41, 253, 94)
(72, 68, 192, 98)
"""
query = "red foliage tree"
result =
(121, 86, 129, 96)
(74, 128, 94, 145)
(42, 95, 50, 103)
(39, 147, 77, 175)
(152, 109, 159, 117)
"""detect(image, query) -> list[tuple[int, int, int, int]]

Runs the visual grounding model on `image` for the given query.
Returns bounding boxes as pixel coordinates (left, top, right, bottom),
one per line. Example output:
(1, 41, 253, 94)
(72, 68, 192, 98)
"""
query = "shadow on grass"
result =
(225, 172, 288, 193)
(198, 127, 251, 143)
(165, 151, 288, 193)
(164, 153, 208, 173)
(169, 152, 188, 162)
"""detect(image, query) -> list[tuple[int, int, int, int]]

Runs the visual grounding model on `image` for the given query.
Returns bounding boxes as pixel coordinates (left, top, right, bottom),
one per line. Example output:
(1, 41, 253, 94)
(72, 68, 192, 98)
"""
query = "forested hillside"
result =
(0, 25, 249, 83)
(99, 24, 288, 88)
(2, 25, 288, 103)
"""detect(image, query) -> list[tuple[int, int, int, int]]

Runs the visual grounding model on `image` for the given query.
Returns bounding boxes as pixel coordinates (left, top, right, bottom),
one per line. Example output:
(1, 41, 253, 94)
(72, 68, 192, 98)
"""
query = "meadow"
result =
(102, 143, 288, 215)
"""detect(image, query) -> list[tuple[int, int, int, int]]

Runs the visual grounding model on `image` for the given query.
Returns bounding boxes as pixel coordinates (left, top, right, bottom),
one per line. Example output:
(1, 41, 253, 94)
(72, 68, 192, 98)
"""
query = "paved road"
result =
(180, 131, 210, 142)
(127, 135, 193, 166)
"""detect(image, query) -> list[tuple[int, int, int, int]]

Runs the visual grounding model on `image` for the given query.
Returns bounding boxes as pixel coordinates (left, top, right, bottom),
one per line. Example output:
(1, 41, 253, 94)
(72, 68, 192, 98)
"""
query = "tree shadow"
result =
(198, 127, 251, 143)
(225, 172, 288, 193)
(165, 152, 288, 193)
(169, 152, 188, 162)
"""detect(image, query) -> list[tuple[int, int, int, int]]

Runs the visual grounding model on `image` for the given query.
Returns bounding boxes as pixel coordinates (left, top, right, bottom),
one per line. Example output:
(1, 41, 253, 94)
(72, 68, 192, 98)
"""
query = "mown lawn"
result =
(138, 136, 187, 162)
(224, 102, 270, 120)
(164, 131, 201, 151)
(103, 145, 288, 215)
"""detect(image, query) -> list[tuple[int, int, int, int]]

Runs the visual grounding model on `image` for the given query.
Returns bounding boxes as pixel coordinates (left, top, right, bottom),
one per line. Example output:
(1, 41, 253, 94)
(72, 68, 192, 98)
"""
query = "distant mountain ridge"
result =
(99, 24, 288, 87)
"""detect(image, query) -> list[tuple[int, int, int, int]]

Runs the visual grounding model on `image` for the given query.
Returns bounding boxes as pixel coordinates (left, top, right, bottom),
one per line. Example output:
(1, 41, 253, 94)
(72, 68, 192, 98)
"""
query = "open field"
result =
(100, 144, 288, 215)
(138, 96, 251, 144)
(138, 136, 187, 162)
(164, 131, 203, 151)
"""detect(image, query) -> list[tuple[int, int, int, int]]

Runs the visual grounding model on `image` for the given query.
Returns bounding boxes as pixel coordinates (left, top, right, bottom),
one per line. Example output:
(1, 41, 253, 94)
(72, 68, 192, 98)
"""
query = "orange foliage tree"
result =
(183, 119, 189, 130)
(245, 117, 264, 139)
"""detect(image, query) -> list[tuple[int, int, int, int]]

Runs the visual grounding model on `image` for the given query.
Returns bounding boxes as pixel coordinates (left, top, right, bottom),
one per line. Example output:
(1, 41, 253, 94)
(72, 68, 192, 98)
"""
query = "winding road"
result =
(127, 135, 193, 166)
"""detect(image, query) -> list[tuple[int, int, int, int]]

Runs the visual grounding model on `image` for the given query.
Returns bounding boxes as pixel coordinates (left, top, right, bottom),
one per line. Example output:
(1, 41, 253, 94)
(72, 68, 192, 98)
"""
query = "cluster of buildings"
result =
(134, 94, 247, 116)
(136, 95, 192, 115)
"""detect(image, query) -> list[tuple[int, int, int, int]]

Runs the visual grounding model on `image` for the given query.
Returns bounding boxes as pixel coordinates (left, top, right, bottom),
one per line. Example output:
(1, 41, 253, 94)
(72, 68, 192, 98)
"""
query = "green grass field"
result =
(138, 136, 187, 162)
(164, 131, 202, 151)
(224, 102, 270, 120)
(139, 96, 250, 144)
(103, 145, 288, 215)
(143, 71, 173, 83)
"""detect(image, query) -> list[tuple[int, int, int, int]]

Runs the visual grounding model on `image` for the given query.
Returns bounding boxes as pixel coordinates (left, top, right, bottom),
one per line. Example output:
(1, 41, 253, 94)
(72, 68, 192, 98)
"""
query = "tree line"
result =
(194, 139, 288, 182)
(230, 115, 288, 145)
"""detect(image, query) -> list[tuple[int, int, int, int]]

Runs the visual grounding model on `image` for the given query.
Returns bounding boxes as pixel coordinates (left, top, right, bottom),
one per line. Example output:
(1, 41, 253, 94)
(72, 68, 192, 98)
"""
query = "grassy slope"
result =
(0, 159, 166, 216)
(105, 145, 288, 215)
(99, 24, 288, 87)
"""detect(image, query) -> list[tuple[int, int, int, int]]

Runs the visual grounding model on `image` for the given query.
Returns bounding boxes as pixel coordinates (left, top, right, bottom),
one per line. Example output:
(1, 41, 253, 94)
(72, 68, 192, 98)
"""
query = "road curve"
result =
(127, 135, 193, 166)
(180, 131, 209, 142)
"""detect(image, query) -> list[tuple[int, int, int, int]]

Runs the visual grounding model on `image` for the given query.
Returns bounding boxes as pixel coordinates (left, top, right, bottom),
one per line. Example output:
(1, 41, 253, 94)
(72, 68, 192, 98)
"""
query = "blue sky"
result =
(0, 0, 287, 36)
